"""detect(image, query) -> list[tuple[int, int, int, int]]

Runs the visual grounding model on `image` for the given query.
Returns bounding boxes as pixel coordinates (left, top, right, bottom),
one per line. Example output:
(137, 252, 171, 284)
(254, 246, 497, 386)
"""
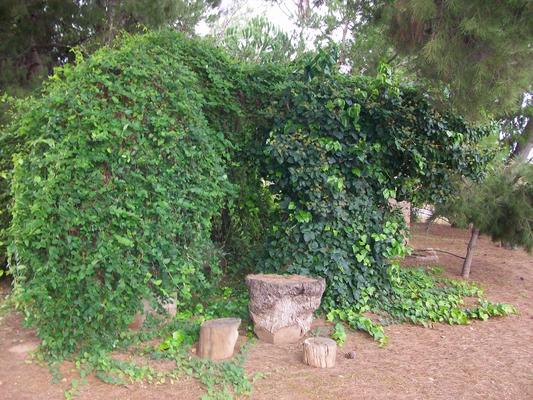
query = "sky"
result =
(196, 0, 340, 49)
(197, 0, 298, 36)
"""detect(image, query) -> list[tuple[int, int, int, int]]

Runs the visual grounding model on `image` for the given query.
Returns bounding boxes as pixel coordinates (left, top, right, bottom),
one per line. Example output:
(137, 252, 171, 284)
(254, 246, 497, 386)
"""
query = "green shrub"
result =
(8, 32, 232, 356)
(436, 161, 533, 250)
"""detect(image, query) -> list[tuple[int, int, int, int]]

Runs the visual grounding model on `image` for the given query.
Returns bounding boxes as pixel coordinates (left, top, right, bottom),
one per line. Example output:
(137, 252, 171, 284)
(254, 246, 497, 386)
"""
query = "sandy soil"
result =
(1, 223, 532, 400)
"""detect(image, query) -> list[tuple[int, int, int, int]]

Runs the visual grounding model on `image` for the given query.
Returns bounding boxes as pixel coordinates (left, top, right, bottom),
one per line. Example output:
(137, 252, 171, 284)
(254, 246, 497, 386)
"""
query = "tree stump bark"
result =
(406, 248, 439, 263)
(303, 337, 337, 368)
(246, 274, 326, 344)
(197, 317, 241, 360)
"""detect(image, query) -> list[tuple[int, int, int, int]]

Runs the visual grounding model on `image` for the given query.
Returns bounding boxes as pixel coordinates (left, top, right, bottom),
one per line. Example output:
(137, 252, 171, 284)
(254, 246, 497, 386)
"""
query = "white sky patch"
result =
(196, 0, 342, 50)
(196, 0, 294, 36)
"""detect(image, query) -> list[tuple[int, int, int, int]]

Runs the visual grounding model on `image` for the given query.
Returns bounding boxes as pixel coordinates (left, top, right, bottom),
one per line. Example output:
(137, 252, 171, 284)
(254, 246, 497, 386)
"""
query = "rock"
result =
(8, 341, 40, 354)
(246, 274, 326, 344)
(197, 317, 241, 360)
(128, 298, 177, 330)
(406, 248, 439, 263)
(303, 337, 337, 368)
(344, 350, 356, 359)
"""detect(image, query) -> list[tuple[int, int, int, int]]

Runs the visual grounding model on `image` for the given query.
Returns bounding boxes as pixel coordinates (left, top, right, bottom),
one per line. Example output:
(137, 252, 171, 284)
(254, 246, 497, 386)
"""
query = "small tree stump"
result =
(303, 337, 337, 368)
(198, 318, 241, 360)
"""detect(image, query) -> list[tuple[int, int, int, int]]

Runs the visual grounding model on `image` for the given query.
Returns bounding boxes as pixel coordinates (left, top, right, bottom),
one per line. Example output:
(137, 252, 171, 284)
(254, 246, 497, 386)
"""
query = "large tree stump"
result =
(303, 337, 337, 368)
(246, 274, 326, 344)
(197, 318, 241, 360)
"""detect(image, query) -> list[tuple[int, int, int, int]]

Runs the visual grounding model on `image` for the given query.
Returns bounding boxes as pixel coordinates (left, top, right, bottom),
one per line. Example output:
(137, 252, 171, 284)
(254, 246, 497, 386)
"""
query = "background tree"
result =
(384, 0, 533, 119)
(500, 93, 533, 161)
(434, 162, 533, 279)
(312, 0, 395, 73)
(306, 1, 533, 155)
(220, 16, 296, 63)
(0, 0, 222, 94)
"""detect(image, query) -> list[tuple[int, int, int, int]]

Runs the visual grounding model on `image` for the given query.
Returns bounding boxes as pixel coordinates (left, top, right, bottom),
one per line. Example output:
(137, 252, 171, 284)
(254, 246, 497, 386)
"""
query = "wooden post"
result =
(303, 337, 337, 368)
(198, 318, 241, 360)
(461, 227, 480, 279)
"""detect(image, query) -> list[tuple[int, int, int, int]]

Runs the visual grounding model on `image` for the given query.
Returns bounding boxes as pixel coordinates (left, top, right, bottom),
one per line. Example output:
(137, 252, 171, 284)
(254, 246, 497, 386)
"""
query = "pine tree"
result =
(435, 162, 533, 278)
(386, 0, 533, 118)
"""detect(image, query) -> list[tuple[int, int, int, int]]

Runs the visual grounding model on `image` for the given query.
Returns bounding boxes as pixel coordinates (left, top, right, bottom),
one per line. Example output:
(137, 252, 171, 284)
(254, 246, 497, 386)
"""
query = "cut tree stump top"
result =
(198, 317, 241, 361)
(246, 274, 325, 295)
(246, 274, 326, 344)
(246, 274, 320, 284)
(201, 317, 241, 328)
(303, 337, 337, 368)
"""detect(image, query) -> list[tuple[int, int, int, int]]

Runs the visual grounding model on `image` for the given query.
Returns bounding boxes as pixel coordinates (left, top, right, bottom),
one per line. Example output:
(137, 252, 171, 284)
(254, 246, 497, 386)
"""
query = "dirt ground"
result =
(1, 223, 532, 400)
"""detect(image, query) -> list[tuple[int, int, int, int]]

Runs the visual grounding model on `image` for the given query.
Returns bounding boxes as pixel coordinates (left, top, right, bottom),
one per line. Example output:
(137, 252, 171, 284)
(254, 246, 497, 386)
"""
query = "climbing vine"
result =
(326, 266, 516, 344)
(262, 51, 494, 305)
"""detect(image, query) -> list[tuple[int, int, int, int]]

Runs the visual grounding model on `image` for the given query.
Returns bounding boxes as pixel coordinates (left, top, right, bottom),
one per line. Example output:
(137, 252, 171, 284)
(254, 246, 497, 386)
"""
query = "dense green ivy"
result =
(0, 94, 27, 271)
(326, 266, 516, 345)
(262, 52, 495, 312)
(8, 32, 235, 356)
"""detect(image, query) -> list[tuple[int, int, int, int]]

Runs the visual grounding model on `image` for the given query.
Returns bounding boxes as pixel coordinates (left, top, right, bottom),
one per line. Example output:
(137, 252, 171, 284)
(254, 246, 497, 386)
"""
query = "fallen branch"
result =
(430, 248, 466, 260)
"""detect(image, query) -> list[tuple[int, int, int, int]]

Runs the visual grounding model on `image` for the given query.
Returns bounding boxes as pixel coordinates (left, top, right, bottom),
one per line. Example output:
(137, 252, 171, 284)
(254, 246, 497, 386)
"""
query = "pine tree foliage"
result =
(436, 161, 533, 251)
(387, 0, 533, 117)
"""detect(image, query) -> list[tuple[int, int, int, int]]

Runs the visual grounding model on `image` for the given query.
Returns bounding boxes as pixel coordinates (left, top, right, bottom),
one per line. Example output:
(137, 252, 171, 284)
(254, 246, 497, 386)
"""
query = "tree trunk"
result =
(105, 0, 121, 44)
(461, 227, 480, 279)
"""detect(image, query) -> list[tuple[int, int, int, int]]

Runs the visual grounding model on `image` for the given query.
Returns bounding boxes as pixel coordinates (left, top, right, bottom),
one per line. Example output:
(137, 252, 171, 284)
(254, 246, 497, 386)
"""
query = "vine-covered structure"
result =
(2, 30, 506, 355)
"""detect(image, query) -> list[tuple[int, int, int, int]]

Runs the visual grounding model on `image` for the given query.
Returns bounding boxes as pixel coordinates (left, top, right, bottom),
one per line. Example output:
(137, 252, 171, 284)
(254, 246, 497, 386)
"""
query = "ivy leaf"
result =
(113, 234, 134, 247)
